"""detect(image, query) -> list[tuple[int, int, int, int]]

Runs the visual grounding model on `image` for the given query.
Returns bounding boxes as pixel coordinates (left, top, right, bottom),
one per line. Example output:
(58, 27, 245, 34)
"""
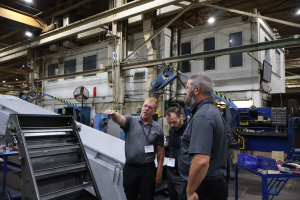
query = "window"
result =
(64, 59, 76, 80)
(83, 74, 96, 78)
(230, 32, 243, 67)
(204, 37, 215, 70)
(65, 59, 76, 74)
(181, 42, 191, 72)
(265, 38, 270, 63)
(276, 51, 280, 75)
(83, 55, 97, 71)
(48, 63, 58, 77)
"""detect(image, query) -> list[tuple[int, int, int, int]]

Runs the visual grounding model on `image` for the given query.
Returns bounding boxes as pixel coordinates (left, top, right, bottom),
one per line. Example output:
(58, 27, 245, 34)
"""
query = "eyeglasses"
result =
(142, 104, 155, 111)
(167, 118, 179, 125)
(185, 85, 192, 91)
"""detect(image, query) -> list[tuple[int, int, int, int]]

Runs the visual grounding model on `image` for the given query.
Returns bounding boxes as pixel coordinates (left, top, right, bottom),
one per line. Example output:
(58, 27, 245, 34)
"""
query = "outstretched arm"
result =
(104, 110, 126, 127)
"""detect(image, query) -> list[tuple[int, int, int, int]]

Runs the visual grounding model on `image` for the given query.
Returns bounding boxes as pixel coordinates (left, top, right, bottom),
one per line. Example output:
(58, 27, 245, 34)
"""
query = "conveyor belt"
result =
(5, 114, 101, 200)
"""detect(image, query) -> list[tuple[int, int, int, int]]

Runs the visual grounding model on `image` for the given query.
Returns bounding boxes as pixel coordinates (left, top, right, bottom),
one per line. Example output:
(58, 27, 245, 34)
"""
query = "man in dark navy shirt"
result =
(166, 106, 187, 200)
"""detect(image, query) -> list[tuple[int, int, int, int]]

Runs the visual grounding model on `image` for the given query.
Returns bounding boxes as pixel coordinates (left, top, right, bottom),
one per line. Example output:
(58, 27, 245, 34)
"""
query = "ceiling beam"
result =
(43, 0, 96, 21)
(0, 68, 26, 74)
(198, 2, 300, 28)
(0, 81, 24, 85)
(0, 0, 183, 58)
(0, 27, 24, 42)
(0, 4, 46, 29)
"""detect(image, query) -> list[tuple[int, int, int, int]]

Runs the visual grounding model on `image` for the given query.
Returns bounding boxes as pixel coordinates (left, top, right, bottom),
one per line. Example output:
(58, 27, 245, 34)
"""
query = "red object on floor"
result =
(13, 146, 18, 151)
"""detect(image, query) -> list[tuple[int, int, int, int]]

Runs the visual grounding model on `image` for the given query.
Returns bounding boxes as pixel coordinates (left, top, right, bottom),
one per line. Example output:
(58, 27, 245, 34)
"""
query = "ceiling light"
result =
(2, 81, 5, 83)
(25, 31, 32, 37)
(16, 79, 18, 81)
(25, 0, 32, 3)
(22, 65, 25, 67)
(208, 17, 215, 23)
(297, 10, 300, 14)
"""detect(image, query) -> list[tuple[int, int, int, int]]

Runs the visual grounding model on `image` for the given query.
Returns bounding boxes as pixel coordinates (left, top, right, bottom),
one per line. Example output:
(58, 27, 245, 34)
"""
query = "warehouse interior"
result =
(0, 0, 300, 199)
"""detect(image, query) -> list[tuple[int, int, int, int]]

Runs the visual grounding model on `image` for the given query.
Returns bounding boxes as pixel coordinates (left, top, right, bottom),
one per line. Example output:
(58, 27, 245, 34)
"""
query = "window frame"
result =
(275, 50, 281, 75)
(83, 55, 97, 71)
(229, 31, 243, 68)
(203, 37, 216, 71)
(48, 63, 59, 77)
(265, 37, 271, 64)
(64, 59, 76, 80)
(180, 41, 192, 73)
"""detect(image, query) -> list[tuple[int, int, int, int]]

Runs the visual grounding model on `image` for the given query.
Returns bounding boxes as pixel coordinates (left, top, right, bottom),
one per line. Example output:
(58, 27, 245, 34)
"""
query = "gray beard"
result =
(185, 91, 197, 110)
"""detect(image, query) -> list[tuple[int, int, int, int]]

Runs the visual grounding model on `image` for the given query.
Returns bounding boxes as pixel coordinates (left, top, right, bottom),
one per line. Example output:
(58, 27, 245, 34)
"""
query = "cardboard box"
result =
(258, 116, 264, 121)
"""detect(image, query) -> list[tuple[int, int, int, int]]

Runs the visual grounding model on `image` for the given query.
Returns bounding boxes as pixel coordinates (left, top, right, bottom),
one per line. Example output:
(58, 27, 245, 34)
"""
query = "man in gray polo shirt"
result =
(104, 97, 165, 200)
(178, 73, 228, 200)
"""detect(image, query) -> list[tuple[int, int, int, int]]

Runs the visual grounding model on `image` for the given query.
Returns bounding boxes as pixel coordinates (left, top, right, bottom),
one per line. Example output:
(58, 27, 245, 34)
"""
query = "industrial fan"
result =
(73, 86, 89, 107)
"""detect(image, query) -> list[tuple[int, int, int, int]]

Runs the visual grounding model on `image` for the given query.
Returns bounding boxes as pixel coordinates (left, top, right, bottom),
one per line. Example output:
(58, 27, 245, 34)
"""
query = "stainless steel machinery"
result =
(0, 95, 128, 200)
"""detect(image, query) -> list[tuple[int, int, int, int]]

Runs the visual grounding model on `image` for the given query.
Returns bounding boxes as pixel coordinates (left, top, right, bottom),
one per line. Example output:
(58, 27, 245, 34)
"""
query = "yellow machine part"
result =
(238, 135, 246, 150)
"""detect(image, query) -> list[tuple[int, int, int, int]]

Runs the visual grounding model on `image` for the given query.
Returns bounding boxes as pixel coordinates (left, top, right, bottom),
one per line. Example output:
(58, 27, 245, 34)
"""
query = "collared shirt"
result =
(121, 115, 164, 164)
(178, 97, 227, 181)
(168, 122, 187, 170)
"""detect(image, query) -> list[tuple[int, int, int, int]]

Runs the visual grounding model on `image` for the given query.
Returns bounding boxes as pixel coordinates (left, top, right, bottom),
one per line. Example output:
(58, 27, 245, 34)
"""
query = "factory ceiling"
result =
(0, 0, 299, 91)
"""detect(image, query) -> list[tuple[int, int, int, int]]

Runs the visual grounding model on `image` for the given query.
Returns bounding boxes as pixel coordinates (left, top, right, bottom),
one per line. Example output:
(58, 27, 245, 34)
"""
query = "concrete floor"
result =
(1, 159, 300, 200)
(155, 168, 300, 200)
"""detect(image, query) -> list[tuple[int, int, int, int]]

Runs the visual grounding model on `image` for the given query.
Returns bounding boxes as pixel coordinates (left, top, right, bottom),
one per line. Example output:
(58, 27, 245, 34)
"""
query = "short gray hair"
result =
(189, 73, 214, 96)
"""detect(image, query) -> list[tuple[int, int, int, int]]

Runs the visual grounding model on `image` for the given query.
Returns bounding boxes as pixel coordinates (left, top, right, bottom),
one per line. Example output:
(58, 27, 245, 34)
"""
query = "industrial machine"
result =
(0, 96, 101, 200)
(150, 61, 238, 110)
(0, 95, 169, 200)
(231, 106, 290, 154)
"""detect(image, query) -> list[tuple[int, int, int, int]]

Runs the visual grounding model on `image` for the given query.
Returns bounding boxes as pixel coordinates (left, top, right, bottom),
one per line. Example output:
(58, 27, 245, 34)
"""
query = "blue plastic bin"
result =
(237, 154, 259, 169)
(256, 155, 278, 170)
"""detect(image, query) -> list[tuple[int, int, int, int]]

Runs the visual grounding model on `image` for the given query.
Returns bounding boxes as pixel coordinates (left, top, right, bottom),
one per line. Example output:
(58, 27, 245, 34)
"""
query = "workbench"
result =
(0, 150, 21, 199)
(235, 163, 300, 200)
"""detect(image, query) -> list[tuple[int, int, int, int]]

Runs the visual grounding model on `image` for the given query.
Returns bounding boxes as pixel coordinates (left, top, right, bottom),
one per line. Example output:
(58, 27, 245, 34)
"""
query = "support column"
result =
(143, 11, 157, 100)
(171, 27, 178, 102)
(109, 0, 126, 114)
(27, 48, 39, 104)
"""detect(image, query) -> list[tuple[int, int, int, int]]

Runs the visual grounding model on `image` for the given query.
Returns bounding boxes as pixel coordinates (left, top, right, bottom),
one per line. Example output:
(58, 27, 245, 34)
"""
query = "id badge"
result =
(167, 158, 175, 167)
(144, 145, 154, 153)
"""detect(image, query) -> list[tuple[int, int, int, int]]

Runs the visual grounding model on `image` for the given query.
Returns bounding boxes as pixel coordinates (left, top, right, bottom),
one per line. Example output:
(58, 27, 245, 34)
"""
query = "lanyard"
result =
(140, 120, 153, 144)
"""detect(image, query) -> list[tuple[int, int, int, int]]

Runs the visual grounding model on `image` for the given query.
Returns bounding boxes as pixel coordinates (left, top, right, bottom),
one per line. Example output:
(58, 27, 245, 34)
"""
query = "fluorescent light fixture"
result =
(208, 17, 215, 23)
(25, 0, 32, 2)
(25, 31, 32, 37)
(233, 99, 253, 108)
(16, 79, 18, 81)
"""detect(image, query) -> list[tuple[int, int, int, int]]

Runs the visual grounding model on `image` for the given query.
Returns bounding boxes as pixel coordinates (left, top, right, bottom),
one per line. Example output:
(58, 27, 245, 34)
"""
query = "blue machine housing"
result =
(228, 107, 289, 154)
(94, 114, 111, 132)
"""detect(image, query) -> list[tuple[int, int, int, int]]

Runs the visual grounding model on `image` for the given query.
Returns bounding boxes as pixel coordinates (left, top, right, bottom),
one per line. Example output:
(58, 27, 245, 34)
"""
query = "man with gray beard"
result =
(178, 73, 228, 200)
